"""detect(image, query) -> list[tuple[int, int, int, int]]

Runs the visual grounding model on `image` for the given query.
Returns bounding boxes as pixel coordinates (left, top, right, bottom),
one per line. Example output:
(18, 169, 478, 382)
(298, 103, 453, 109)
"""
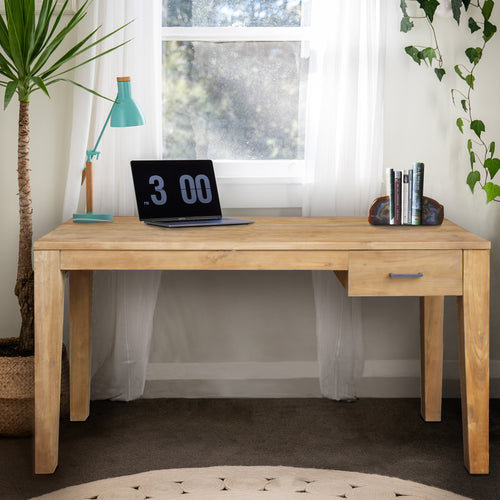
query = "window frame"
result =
(161, 19, 311, 209)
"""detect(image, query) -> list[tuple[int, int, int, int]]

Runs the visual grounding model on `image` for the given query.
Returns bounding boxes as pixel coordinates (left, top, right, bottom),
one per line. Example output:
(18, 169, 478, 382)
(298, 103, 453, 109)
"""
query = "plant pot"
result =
(0, 337, 69, 437)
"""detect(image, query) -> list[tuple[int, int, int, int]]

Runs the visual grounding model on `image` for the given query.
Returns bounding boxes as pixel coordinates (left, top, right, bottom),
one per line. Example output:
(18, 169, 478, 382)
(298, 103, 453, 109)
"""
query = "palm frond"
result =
(4, 79, 17, 108)
(31, 0, 58, 58)
(0, 11, 10, 50)
(44, 77, 115, 102)
(4, 0, 25, 73)
(41, 20, 134, 80)
(0, 0, 131, 104)
(31, 75, 49, 98)
(30, 1, 91, 75)
(0, 51, 17, 80)
(38, 25, 101, 79)
(22, 0, 36, 67)
(44, 39, 131, 82)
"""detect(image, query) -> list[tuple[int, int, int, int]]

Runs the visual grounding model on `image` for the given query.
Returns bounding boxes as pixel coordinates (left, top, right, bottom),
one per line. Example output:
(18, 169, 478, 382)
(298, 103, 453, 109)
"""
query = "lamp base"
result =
(73, 212, 113, 223)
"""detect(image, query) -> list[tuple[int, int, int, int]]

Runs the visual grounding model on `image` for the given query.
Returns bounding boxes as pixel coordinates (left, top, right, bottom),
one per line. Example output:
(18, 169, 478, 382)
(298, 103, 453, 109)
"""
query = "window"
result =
(161, 0, 311, 208)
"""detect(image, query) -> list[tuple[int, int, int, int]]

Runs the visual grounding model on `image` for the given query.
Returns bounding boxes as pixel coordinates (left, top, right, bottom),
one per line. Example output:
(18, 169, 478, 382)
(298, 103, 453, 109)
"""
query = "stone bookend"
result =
(368, 196, 444, 225)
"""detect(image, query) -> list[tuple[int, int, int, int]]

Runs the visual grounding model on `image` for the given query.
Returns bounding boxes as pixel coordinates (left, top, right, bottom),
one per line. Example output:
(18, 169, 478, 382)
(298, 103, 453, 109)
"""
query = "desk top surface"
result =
(34, 217, 490, 252)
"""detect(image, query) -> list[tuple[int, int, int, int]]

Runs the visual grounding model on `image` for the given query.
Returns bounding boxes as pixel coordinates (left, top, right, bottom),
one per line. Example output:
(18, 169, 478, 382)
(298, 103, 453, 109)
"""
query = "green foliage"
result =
(421, 47, 437, 65)
(405, 45, 422, 64)
(471, 120, 485, 137)
(467, 138, 475, 168)
(400, 0, 414, 32)
(401, 15, 414, 33)
(485, 158, 500, 178)
(467, 170, 480, 192)
(483, 20, 497, 40)
(465, 47, 482, 63)
(483, 182, 500, 202)
(400, 0, 499, 203)
(0, 0, 131, 352)
(434, 67, 445, 80)
(483, 0, 495, 20)
(400, 1, 446, 84)
(469, 150, 476, 168)
(417, 0, 440, 21)
(468, 17, 481, 33)
(454, 64, 475, 87)
(0, 0, 130, 107)
(452, 0, 463, 22)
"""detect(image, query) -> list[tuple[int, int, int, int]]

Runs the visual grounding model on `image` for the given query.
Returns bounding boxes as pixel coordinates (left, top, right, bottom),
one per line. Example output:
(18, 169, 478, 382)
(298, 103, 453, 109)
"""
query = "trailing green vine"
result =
(400, 0, 500, 202)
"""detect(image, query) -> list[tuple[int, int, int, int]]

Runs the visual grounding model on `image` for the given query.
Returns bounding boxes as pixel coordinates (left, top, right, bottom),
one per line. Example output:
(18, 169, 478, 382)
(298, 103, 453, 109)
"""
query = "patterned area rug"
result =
(30, 466, 471, 500)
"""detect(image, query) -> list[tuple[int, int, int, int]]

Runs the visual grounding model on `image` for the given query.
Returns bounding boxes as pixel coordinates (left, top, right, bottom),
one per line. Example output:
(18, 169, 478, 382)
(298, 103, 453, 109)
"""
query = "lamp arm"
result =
(86, 100, 117, 163)
(82, 100, 117, 207)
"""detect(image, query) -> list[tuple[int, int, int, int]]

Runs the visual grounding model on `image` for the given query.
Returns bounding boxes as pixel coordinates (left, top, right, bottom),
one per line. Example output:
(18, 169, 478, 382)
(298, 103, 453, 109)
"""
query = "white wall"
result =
(0, 83, 73, 339)
(145, 3, 500, 398)
(375, 3, 500, 396)
(1, 3, 499, 398)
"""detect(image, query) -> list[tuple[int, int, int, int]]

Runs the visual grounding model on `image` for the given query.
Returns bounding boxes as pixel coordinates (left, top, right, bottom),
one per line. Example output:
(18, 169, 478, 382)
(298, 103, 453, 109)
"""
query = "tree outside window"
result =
(162, 0, 308, 163)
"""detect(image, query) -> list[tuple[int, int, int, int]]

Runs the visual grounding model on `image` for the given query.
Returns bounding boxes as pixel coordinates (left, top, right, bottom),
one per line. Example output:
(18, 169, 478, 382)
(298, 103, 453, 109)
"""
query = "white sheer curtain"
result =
(303, 0, 386, 399)
(62, 0, 163, 400)
(62, 0, 385, 402)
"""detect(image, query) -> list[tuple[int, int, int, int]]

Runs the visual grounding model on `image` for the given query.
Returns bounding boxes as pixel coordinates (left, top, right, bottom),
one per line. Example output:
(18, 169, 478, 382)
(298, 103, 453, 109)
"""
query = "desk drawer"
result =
(348, 250, 462, 296)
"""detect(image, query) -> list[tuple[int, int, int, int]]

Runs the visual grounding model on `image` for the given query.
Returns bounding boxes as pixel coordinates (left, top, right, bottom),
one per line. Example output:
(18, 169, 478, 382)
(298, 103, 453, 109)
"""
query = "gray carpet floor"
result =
(0, 398, 498, 500)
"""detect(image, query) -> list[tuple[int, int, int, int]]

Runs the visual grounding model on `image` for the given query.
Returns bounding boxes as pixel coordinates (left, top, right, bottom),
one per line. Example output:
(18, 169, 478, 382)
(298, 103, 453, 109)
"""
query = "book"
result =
(394, 171, 402, 225)
(407, 169, 413, 225)
(402, 171, 409, 225)
(411, 162, 424, 225)
(387, 168, 395, 225)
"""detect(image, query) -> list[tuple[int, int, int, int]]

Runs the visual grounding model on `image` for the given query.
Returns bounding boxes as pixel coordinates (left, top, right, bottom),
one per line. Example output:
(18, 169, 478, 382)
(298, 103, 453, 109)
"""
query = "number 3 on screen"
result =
(149, 175, 167, 205)
(148, 173, 213, 206)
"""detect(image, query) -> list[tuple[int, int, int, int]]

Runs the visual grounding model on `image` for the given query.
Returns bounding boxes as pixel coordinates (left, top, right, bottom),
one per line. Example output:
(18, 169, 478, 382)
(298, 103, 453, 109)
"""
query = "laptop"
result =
(130, 160, 254, 228)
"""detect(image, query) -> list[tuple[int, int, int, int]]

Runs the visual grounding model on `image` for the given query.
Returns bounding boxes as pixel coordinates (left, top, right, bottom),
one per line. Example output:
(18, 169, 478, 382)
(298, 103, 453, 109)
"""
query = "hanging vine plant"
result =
(400, 0, 499, 202)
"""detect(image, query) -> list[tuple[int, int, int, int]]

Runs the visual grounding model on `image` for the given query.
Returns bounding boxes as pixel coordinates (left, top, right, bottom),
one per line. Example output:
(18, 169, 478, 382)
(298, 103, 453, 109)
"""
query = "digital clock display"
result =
(131, 160, 222, 220)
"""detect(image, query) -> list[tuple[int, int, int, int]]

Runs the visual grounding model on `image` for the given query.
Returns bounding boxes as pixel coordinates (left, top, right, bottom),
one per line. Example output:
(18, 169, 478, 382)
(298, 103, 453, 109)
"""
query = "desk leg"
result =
(69, 271, 92, 421)
(34, 251, 64, 474)
(457, 249, 489, 474)
(419, 296, 444, 422)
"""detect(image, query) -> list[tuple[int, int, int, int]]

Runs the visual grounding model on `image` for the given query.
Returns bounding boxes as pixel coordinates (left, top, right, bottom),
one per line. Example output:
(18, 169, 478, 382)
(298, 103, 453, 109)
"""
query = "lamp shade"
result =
(110, 76, 145, 127)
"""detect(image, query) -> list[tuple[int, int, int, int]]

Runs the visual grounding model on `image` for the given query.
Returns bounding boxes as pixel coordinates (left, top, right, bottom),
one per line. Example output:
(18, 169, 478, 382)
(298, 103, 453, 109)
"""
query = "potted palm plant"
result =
(0, 0, 129, 435)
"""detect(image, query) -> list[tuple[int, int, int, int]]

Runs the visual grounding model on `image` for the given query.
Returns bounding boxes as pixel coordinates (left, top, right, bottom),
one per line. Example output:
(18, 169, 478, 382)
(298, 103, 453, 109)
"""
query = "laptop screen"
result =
(130, 160, 222, 221)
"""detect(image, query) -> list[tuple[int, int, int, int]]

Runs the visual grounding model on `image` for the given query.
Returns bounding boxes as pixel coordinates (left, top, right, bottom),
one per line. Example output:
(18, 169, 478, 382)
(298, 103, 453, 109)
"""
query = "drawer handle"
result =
(389, 272, 424, 278)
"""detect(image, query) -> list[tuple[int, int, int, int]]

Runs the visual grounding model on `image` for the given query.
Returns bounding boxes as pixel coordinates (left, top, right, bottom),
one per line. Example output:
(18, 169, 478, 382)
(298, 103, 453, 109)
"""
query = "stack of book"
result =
(386, 162, 424, 225)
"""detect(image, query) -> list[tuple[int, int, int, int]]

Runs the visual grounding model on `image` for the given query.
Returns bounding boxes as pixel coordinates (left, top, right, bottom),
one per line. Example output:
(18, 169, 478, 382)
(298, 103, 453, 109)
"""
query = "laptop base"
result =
(146, 218, 254, 228)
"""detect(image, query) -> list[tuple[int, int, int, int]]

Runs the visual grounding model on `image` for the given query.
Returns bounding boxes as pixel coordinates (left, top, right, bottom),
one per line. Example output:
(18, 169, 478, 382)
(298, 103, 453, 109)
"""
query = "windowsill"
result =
(218, 178, 304, 209)
(212, 160, 305, 209)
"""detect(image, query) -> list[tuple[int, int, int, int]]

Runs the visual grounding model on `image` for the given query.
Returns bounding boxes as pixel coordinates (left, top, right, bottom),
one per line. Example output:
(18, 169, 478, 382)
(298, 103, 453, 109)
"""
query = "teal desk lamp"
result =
(73, 76, 145, 222)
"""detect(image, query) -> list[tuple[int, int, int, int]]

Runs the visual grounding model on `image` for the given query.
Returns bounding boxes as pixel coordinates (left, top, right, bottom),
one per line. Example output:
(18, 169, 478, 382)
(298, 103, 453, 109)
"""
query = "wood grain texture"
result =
(34, 251, 64, 474)
(420, 296, 444, 422)
(60, 250, 349, 271)
(34, 217, 490, 252)
(457, 249, 490, 474)
(85, 161, 93, 213)
(32, 217, 491, 475)
(348, 250, 462, 297)
(69, 271, 93, 421)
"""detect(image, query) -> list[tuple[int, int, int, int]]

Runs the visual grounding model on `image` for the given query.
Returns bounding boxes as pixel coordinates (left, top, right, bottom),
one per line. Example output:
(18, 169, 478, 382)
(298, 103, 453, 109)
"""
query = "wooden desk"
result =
(33, 217, 490, 474)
